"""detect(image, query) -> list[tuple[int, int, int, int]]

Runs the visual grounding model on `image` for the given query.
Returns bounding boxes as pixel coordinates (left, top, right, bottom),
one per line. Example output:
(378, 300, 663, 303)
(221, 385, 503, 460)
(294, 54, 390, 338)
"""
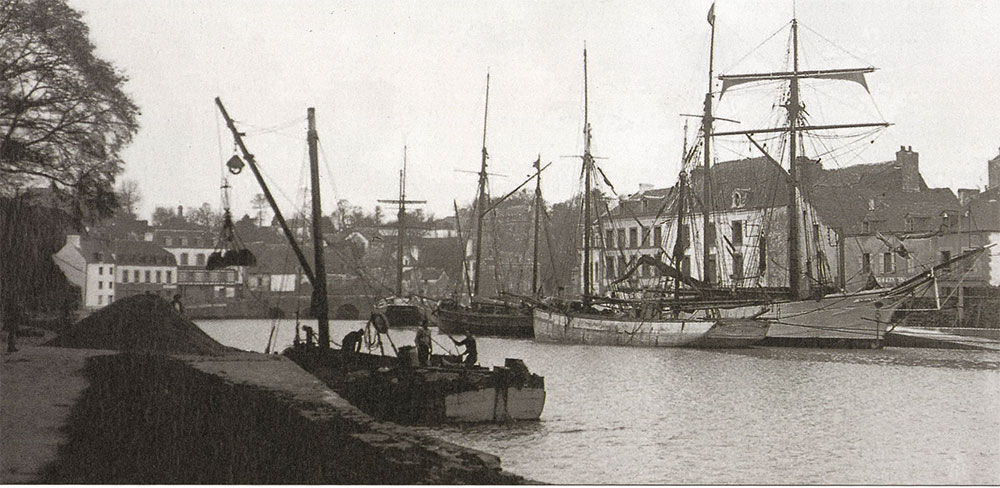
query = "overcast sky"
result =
(71, 0, 1000, 223)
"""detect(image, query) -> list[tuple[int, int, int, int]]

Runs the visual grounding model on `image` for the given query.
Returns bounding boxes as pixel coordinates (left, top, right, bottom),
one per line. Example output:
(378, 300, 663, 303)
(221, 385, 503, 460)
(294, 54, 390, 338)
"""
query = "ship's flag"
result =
(707, 2, 716, 26)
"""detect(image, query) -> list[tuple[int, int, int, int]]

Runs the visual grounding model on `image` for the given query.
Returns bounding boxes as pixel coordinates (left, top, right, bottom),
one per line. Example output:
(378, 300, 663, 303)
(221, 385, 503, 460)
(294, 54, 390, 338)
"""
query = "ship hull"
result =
(716, 289, 899, 347)
(436, 305, 534, 338)
(532, 308, 768, 348)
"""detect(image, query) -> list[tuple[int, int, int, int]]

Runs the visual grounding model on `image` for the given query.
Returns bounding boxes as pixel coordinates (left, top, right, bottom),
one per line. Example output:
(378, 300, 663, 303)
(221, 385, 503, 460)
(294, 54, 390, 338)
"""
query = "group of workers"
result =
(338, 317, 476, 367)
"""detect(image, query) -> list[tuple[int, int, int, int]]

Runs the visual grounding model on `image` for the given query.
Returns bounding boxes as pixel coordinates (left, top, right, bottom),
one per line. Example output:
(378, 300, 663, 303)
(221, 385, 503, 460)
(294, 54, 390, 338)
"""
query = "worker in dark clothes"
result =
(171, 294, 184, 315)
(341, 328, 364, 353)
(303, 326, 316, 346)
(415, 320, 432, 366)
(451, 330, 477, 366)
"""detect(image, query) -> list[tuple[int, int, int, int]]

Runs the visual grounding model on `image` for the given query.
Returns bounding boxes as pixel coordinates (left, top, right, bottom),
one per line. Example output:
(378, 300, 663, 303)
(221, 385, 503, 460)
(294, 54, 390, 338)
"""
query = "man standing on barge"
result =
(415, 320, 432, 366)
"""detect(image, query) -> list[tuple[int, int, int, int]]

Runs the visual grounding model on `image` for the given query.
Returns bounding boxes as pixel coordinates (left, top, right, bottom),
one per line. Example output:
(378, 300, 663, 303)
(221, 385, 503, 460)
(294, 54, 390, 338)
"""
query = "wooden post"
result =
(307, 108, 330, 347)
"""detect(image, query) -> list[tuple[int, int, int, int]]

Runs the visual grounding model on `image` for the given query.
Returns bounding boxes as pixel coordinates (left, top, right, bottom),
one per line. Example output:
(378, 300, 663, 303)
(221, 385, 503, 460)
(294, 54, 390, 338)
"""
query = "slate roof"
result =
(608, 154, 962, 237)
(112, 240, 177, 266)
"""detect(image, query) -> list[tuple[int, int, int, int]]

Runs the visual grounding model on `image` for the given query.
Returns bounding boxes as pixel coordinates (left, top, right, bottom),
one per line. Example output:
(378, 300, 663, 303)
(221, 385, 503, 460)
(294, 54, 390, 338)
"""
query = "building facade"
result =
(53, 234, 116, 309)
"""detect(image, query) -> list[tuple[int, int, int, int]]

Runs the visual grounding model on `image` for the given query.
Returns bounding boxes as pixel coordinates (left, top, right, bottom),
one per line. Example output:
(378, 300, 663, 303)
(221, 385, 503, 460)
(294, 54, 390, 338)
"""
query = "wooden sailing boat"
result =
(532, 48, 770, 348)
(435, 74, 543, 338)
(372, 147, 426, 329)
(657, 9, 990, 347)
(216, 99, 545, 423)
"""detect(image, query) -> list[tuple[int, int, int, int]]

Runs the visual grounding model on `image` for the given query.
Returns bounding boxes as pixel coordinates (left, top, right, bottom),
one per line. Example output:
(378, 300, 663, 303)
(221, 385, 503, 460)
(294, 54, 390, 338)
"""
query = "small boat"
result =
(435, 298, 534, 338)
(372, 295, 425, 329)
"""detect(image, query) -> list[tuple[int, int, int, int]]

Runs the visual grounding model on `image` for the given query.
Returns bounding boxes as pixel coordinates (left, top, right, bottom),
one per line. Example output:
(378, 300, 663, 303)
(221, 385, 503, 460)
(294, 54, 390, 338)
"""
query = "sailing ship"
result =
(532, 48, 770, 348)
(372, 147, 426, 329)
(590, 7, 993, 348)
(215, 98, 544, 423)
(435, 74, 541, 338)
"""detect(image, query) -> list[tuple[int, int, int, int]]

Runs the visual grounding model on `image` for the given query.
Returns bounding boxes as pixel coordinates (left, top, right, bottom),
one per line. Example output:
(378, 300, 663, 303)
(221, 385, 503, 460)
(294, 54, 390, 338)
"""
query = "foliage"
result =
(0, 0, 139, 220)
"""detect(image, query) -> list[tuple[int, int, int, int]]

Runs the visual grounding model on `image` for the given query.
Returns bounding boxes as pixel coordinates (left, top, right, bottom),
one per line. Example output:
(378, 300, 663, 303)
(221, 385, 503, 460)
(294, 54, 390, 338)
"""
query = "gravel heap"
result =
(45, 295, 230, 355)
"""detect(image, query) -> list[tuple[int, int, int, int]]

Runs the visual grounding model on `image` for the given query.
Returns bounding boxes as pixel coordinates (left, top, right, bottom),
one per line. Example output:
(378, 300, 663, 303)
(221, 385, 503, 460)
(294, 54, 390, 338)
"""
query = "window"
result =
(940, 250, 952, 271)
(196, 254, 205, 266)
(98, 295, 103, 305)
(733, 253, 744, 281)
(705, 255, 717, 284)
(180, 237, 188, 246)
(606, 230, 614, 247)
(706, 223, 716, 246)
(98, 281, 103, 290)
(165, 237, 173, 246)
(122, 270, 129, 283)
(133, 270, 140, 282)
(905, 216, 914, 232)
(862, 253, 872, 274)
(606, 256, 615, 277)
(731, 221, 743, 247)
(109, 281, 113, 289)
(862, 220, 871, 234)
(641, 227, 649, 248)
(629, 228, 638, 248)
(883, 252, 894, 274)
(180, 253, 188, 266)
(155, 271, 162, 283)
(653, 226, 662, 248)
(145, 270, 151, 283)
(166, 271, 172, 283)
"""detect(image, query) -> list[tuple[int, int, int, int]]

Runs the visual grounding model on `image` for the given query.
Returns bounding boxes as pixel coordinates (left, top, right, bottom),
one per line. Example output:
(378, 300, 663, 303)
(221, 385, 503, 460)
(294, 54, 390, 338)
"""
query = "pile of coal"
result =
(45, 295, 230, 355)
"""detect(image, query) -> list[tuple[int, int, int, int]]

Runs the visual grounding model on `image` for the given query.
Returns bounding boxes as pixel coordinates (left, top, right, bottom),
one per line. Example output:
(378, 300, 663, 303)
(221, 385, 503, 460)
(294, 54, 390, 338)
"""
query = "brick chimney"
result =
(989, 147, 1000, 189)
(895, 145, 922, 192)
(65, 234, 81, 248)
(958, 188, 980, 206)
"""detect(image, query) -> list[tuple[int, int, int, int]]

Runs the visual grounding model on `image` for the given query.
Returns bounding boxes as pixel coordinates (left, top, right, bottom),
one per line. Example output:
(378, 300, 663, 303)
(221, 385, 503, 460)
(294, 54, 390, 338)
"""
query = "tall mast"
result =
(531, 156, 542, 296)
(378, 147, 425, 298)
(472, 73, 490, 297)
(786, 18, 803, 300)
(307, 108, 330, 347)
(397, 148, 407, 296)
(673, 171, 688, 305)
(702, 3, 717, 286)
(582, 48, 593, 306)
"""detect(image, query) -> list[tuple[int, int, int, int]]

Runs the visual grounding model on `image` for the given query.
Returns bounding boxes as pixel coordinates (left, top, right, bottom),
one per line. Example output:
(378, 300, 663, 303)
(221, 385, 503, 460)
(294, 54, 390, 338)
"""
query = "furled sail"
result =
(718, 67, 875, 98)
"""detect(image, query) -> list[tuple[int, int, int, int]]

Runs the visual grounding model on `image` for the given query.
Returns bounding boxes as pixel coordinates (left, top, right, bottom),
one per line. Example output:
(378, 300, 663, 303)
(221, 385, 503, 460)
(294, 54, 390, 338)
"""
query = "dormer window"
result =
(904, 216, 915, 232)
(862, 220, 871, 234)
(867, 198, 876, 211)
(731, 189, 749, 209)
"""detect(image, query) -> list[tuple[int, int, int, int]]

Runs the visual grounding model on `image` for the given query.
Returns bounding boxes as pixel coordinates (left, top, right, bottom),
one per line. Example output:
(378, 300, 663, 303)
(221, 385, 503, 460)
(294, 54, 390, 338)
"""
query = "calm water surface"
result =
(197, 318, 1000, 485)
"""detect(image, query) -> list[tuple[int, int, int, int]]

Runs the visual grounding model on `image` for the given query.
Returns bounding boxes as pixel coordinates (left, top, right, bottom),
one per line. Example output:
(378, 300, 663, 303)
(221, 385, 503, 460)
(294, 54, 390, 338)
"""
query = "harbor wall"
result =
(40, 352, 530, 484)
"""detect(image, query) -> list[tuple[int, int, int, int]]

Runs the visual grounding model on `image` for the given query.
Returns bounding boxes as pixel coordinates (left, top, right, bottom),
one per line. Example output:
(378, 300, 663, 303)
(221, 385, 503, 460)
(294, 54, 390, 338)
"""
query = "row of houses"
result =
(586, 146, 1000, 296)
(52, 212, 461, 311)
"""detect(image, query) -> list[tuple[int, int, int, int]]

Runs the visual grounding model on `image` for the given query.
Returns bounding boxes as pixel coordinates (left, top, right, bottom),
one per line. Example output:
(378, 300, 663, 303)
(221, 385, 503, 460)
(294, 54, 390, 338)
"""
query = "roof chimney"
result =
(896, 146, 922, 192)
(66, 234, 81, 248)
(177, 205, 184, 217)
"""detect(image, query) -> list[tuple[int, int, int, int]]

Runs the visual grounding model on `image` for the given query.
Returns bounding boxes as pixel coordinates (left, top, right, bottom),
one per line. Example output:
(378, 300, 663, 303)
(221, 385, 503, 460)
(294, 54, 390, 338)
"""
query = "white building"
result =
(52, 234, 116, 309)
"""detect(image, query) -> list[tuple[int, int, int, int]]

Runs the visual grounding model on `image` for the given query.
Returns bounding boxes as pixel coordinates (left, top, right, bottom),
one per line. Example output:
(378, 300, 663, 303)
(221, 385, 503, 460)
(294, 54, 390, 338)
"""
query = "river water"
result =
(197, 318, 1000, 485)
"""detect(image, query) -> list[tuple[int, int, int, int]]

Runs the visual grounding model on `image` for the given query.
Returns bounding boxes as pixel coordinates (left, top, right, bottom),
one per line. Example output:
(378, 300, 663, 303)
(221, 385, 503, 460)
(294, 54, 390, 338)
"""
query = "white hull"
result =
(716, 289, 898, 343)
(444, 386, 546, 422)
(532, 308, 768, 348)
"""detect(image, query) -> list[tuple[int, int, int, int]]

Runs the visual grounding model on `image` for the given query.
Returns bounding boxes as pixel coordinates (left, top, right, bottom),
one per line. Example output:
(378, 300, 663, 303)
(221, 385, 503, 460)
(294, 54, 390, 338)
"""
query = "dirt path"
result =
(0, 334, 115, 483)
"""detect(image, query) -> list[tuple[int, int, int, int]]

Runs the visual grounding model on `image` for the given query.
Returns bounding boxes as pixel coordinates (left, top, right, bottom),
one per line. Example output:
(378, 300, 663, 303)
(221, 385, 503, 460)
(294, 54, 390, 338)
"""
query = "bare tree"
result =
(1, 0, 140, 218)
(250, 193, 268, 226)
(115, 178, 141, 217)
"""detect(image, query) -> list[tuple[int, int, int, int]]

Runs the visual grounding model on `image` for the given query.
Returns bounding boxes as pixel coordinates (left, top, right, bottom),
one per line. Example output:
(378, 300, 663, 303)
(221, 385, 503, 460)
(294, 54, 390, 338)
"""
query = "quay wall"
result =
(41, 352, 531, 484)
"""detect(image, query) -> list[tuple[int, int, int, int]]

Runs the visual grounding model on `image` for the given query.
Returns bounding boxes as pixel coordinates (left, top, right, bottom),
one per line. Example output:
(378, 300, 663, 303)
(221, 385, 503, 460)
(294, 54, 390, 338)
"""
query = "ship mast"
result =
(532, 156, 542, 296)
(785, 18, 804, 299)
(307, 108, 330, 347)
(702, 2, 717, 286)
(582, 48, 594, 307)
(472, 73, 490, 297)
(378, 147, 425, 298)
(713, 16, 890, 300)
